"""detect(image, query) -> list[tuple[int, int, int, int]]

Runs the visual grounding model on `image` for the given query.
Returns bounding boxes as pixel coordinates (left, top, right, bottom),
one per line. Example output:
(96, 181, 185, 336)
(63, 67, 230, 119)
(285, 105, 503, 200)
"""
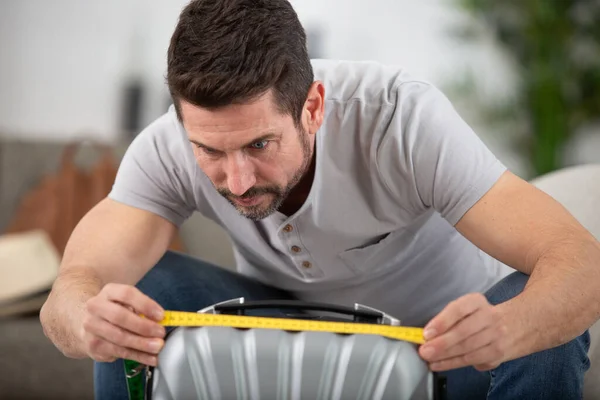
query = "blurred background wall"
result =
(3, 1, 598, 179)
(1, 0, 534, 172)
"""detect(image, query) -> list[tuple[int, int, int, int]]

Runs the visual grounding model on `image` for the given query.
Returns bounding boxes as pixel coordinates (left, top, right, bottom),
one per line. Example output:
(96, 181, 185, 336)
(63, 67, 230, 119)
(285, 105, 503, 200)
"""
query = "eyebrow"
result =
(189, 132, 282, 152)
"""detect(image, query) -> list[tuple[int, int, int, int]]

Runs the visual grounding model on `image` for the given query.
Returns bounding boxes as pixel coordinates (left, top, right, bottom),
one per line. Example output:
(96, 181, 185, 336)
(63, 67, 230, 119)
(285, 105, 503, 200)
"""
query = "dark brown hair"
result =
(167, 0, 314, 127)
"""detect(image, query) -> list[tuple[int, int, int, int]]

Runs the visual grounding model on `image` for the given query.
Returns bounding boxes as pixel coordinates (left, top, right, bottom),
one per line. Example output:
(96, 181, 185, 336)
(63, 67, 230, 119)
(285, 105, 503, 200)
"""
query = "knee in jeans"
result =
(484, 271, 529, 306)
(577, 329, 591, 370)
(133, 251, 190, 305)
(135, 254, 168, 283)
(550, 329, 591, 374)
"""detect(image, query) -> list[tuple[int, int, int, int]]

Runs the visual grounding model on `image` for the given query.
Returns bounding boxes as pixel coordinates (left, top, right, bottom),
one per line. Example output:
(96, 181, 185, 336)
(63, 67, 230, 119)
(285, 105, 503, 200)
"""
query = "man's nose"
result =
(226, 154, 256, 196)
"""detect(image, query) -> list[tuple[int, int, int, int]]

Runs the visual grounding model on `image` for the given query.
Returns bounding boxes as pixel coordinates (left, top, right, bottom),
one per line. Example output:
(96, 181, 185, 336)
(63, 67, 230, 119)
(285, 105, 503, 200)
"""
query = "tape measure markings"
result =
(159, 311, 425, 345)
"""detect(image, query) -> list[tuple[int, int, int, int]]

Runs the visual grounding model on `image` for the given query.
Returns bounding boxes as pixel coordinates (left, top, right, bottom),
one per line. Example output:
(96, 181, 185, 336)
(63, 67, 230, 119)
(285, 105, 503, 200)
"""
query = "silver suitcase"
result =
(126, 298, 447, 400)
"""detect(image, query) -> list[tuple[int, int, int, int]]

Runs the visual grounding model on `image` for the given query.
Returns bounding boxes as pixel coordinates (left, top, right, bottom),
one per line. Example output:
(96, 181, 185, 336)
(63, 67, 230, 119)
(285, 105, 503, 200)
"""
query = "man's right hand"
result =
(40, 199, 178, 365)
(81, 283, 167, 366)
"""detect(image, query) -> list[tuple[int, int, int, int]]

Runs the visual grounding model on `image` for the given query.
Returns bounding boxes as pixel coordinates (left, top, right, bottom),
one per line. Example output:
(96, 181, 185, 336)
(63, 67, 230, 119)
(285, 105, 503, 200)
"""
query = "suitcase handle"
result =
(213, 299, 384, 323)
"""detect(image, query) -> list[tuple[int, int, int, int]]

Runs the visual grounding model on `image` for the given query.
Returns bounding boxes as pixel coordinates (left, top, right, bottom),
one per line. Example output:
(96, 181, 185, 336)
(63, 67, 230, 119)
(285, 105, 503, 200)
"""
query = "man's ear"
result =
(303, 81, 325, 135)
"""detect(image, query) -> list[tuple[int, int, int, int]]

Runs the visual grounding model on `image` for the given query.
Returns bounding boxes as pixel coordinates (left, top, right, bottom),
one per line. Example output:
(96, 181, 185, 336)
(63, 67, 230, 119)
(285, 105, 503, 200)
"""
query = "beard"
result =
(217, 128, 313, 221)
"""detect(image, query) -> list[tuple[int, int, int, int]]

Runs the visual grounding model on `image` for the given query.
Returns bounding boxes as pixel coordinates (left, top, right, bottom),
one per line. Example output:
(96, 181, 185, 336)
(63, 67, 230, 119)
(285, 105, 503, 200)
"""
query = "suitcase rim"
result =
(123, 297, 447, 400)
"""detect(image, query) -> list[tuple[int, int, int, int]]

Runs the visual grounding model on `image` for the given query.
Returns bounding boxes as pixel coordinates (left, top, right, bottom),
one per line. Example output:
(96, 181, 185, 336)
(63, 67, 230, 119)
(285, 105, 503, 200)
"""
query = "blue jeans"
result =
(94, 251, 590, 399)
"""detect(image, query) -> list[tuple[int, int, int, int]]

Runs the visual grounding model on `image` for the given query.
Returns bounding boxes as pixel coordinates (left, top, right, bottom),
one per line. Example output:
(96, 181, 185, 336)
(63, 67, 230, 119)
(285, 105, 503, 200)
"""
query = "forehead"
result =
(180, 93, 290, 147)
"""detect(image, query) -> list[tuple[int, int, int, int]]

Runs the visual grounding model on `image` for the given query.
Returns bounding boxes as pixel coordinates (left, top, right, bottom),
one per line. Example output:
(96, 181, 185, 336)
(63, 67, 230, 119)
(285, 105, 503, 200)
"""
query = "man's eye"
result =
(249, 140, 269, 150)
(196, 145, 216, 154)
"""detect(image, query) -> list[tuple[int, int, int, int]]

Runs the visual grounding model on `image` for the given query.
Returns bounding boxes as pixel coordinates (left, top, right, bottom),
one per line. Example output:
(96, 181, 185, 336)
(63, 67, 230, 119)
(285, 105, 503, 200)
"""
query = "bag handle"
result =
(213, 299, 384, 323)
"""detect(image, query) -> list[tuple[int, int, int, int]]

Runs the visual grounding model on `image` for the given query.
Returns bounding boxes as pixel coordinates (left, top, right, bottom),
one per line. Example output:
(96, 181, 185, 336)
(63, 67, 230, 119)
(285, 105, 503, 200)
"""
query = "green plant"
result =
(451, 0, 600, 176)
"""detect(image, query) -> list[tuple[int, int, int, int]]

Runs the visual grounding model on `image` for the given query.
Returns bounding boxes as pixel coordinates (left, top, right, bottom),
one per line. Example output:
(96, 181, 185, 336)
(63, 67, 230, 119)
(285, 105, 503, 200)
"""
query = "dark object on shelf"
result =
(120, 79, 145, 138)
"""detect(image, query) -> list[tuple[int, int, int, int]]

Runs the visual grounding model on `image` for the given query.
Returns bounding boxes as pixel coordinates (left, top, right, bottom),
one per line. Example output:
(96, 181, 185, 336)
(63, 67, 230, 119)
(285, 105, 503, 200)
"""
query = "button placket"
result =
(280, 221, 320, 277)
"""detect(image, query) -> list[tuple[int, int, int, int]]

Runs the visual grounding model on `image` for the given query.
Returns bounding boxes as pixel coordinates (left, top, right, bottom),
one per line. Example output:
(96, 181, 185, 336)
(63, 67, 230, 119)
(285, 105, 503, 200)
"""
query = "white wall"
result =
(0, 1, 510, 135)
(294, 0, 474, 85)
(0, 0, 528, 172)
(0, 0, 185, 142)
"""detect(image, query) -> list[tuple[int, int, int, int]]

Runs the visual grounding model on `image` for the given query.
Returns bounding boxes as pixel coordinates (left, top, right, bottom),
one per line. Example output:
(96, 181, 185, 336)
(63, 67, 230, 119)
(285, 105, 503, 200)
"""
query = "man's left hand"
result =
(418, 292, 510, 372)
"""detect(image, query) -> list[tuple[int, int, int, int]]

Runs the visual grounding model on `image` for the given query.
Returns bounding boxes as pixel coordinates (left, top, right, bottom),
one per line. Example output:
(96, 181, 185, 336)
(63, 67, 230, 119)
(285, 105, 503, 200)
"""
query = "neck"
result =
(278, 148, 316, 217)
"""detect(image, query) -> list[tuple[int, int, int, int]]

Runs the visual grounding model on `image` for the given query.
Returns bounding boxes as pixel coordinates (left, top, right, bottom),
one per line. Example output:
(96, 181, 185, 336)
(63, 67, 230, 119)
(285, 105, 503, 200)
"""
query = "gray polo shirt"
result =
(109, 59, 514, 326)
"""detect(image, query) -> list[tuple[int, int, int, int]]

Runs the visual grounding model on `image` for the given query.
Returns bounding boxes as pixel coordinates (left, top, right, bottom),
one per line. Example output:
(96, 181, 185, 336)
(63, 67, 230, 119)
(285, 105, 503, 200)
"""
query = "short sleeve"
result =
(378, 81, 507, 225)
(108, 113, 198, 227)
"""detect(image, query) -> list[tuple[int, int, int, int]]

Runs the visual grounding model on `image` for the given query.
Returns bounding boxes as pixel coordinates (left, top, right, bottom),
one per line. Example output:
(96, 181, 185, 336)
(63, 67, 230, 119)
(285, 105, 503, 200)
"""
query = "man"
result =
(40, 0, 599, 399)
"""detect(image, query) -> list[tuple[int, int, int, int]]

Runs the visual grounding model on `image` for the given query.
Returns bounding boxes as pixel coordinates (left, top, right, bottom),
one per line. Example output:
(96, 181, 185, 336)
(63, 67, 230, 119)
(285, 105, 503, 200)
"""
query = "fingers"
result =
(421, 306, 497, 361)
(80, 283, 167, 366)
(418, 293, 511, 372)
(102, 283, 165, 322)
(429, 340, 505, 372)
(427, 324, 497, 362)
(86, 298, 165, 339)
(83, 314, 164, 355)
(423, 293, 488, 340)
(84, 331, 159, 366)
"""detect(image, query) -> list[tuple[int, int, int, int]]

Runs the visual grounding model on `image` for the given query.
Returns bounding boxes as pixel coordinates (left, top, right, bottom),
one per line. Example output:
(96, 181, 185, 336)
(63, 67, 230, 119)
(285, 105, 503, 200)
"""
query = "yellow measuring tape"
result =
(158, 311, 425, 345)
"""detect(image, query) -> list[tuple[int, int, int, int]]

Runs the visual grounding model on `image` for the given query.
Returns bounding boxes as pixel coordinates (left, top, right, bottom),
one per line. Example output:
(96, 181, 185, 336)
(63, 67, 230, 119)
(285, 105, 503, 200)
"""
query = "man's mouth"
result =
(232, 194, 263, 207)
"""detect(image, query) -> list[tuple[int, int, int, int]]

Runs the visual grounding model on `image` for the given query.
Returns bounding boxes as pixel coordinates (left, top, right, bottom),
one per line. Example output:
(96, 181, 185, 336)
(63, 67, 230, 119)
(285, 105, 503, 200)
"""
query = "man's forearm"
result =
(498, 233, 600, 360)
(40, 268, 104, 358)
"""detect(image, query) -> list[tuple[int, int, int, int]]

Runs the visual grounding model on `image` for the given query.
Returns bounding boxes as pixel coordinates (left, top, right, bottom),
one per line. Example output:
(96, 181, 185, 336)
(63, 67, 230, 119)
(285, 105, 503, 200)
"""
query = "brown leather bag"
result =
(4, 142, 185, 256)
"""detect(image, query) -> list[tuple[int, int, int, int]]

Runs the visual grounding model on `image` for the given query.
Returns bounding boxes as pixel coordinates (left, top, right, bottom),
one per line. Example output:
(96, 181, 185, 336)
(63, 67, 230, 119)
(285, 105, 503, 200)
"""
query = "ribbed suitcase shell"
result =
(149, 325, 434, 400)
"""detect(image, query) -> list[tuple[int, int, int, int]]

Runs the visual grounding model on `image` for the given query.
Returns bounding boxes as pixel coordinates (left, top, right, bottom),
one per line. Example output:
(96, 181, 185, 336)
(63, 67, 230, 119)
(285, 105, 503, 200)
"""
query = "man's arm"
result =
(40, 197, 177, 365)
(41, 109, 199, 365)
(419, 170, 600, 370)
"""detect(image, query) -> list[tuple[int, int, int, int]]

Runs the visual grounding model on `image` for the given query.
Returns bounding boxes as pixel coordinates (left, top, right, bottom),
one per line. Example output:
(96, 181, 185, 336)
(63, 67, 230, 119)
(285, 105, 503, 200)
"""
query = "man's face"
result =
(180, 90, 319, 220)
